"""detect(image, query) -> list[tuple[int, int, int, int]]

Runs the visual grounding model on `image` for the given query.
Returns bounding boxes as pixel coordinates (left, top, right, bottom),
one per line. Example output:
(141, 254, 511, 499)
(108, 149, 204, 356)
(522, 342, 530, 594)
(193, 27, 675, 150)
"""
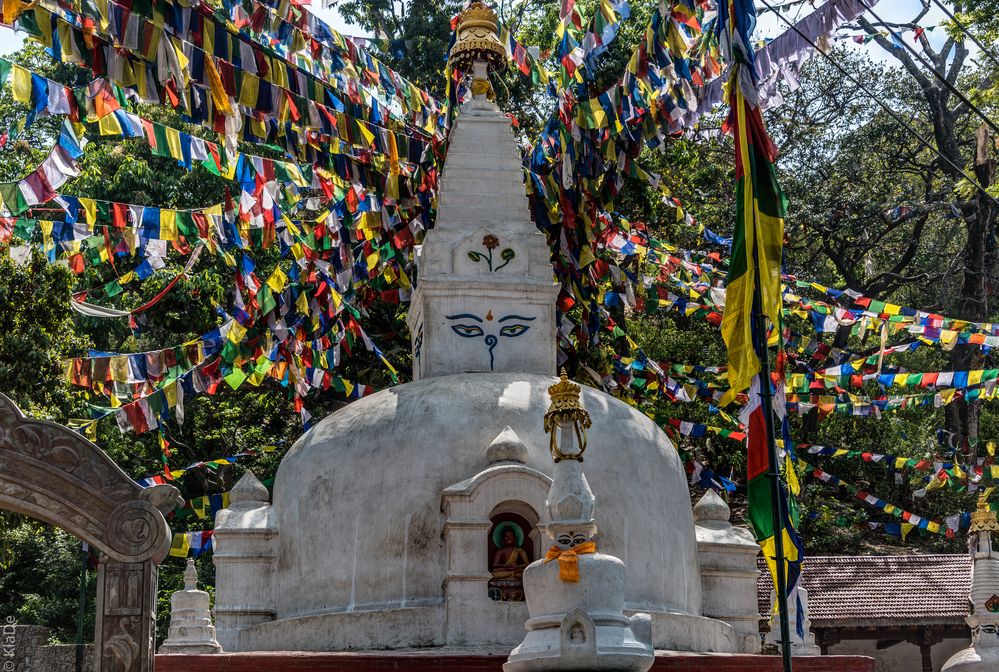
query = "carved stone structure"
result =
(694, 490, 763, 653)
(159, 559, 223, 654)
(213, 471, 277, 652)
(942, 494, 999, 671)
(0, 394, 180, 672)
(763, 585, 820, 656)
(505, 372, 654, 672)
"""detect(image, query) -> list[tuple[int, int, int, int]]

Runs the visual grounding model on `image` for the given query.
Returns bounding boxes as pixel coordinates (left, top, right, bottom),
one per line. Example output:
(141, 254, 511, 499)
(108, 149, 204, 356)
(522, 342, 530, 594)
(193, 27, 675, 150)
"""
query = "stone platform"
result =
(156, 652, 874, 672)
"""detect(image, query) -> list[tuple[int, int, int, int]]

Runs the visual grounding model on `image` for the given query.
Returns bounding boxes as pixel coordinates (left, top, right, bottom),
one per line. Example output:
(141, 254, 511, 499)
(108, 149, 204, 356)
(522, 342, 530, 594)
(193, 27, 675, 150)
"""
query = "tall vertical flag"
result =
(720, 68, 784, 396)
(716, 0, 803, 641)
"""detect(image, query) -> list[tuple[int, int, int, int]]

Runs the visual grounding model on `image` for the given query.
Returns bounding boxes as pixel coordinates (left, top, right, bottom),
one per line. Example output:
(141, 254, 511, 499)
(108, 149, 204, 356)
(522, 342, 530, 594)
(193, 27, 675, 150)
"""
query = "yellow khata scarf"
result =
(544, 542, 597, 582)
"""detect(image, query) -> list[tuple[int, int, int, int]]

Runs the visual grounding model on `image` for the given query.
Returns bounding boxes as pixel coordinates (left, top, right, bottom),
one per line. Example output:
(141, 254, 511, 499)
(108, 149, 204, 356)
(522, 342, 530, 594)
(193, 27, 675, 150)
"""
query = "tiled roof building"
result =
(758, 555, 972, 671)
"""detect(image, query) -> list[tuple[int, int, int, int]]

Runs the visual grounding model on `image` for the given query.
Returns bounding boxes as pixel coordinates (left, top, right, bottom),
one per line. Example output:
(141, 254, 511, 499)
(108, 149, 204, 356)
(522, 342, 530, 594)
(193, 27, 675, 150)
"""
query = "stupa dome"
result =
(231, 372, 724, 651)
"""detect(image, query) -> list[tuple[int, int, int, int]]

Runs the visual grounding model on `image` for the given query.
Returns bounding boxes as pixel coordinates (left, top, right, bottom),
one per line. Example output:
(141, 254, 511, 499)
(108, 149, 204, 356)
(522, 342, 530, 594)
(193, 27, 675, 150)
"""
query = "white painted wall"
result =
(827, 636, 970, 672)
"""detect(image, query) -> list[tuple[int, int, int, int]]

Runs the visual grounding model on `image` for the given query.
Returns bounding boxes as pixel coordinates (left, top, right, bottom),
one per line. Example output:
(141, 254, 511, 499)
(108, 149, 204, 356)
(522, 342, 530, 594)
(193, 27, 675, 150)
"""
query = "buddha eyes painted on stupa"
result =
(445, 312, 536, 370)
(557, 533, 588, 548)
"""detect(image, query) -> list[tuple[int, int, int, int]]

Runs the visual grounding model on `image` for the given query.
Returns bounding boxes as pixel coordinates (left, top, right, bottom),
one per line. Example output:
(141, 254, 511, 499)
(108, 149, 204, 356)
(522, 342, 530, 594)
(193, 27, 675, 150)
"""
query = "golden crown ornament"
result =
(544, 370, 592, 463)
(448, 1, 507, 73)
(971, 492, 999, 533)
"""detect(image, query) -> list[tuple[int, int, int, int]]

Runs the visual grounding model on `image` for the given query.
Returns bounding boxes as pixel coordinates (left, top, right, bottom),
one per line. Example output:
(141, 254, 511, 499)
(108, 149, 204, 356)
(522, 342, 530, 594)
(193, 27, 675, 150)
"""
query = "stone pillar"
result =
(693, 490, 762, 653)
(95, 559, 158, 672)
(159, 558, 222, 654)
(213, 472, 277, 652)
(762, 586, 820, 656)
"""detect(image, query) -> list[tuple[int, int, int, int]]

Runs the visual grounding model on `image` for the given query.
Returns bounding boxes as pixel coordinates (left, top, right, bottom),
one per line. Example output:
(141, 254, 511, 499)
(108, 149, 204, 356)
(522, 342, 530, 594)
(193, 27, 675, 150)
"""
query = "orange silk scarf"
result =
(544, 542, 597, 582)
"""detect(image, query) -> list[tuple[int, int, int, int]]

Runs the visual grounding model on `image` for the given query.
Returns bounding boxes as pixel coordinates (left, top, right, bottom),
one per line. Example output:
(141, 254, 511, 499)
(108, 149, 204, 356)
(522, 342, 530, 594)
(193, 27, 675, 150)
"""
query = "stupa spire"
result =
(406, 2, 558, 380)
(941, 493, 999, 671)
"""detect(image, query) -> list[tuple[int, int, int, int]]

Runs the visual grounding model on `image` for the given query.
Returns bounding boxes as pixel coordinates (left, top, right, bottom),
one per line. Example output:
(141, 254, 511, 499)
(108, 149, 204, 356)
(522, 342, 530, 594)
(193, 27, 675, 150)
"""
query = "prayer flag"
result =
(720, 66, 786, 395)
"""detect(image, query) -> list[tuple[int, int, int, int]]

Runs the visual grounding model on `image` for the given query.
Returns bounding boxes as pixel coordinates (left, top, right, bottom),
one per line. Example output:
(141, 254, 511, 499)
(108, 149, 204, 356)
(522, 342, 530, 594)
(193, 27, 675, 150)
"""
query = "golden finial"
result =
(544, 369, 592, 463)
(448, 2, 507, 74)
(970, 491, 999, 533)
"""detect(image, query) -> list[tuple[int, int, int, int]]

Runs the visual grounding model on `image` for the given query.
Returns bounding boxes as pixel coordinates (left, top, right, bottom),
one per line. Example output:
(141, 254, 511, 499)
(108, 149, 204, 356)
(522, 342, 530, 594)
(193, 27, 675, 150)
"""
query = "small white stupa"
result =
(942, 494, 999, 671)
(158, 558, 222, 654)
(505, 372, 654, 672)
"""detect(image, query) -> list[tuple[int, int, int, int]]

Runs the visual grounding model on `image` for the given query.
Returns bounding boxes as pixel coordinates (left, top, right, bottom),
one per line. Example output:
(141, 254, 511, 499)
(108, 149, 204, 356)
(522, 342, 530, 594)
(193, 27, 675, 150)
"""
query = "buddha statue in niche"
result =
(488, 519, 532, 601)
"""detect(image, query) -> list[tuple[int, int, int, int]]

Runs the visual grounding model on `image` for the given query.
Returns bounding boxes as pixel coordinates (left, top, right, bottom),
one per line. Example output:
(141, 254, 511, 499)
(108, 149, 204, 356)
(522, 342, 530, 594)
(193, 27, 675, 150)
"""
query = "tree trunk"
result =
(947, 125, 996, 454)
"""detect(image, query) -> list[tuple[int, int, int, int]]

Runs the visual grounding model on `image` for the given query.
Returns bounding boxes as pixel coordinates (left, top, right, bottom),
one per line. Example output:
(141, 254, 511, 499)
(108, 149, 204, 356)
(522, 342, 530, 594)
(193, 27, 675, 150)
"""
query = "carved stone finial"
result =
(542, 377, 597, 546)
(229, 471, 269, 505)
(693, 490, 731, 527)
(184, 558, 198, 591)
(487, 426, 528, 464)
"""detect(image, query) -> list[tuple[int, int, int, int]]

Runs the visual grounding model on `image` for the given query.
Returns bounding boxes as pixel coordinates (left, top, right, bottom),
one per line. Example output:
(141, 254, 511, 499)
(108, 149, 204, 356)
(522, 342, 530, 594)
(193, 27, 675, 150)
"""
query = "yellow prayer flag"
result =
(228, 321, 247, 344)
(97, 114, 124, 136)
(266, 267, 288, 293)
(160, 210, 177, 241)
(166, 127, 183, 161)
(10, 65, 30, 103)
(356, 119, 375, 146)
(79, 197, 97, 227)
(239, 74, 260, 108)
(169, 533, 191, 557)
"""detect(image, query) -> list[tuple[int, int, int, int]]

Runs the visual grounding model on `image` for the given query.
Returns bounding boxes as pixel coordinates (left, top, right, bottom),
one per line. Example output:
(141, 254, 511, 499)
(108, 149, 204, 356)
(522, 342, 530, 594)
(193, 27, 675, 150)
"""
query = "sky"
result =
(755, 0, 972, 65)
(0, 1, 978, 75)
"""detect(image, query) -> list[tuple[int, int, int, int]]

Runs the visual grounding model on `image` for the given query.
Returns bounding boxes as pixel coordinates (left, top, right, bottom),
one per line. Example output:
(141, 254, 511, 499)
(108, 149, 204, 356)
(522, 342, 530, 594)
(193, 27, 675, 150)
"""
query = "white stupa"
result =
(213, 1, 759, 655)
(942, 494, 999, 671)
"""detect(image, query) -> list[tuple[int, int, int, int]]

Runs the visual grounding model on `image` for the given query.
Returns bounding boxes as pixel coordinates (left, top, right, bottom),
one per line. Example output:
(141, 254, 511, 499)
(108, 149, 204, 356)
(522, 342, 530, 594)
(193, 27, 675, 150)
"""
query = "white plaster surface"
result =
(693, 490, 762, 654)
(828, 637, 970, 672)
(213, 472, 277, 652)
(505, 555, 654, 672)
(236, 372, 711, 652)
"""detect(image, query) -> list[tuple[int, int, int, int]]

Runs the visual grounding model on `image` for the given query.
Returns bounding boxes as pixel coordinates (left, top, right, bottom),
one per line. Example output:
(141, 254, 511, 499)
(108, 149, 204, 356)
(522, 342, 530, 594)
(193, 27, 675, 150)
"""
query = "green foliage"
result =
(0, 524, 95, 643)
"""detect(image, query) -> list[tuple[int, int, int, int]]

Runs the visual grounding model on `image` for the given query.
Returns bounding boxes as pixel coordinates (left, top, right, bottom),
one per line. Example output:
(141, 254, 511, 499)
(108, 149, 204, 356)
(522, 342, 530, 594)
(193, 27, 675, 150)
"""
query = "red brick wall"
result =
(156, 652, 874, 672)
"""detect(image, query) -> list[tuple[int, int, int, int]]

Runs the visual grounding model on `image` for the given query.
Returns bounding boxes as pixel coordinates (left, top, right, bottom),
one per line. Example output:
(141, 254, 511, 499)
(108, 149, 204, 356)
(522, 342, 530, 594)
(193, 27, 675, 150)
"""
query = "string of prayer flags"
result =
(169, 530, 214, 557)
(174, 492, 231, 521)
(804, 461, 959, 538)
(136, 443, 283, 486)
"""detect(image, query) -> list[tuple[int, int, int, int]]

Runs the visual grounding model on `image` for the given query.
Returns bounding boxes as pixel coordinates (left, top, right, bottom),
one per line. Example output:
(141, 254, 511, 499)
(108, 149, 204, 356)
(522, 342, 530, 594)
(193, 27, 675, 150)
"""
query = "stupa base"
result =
(155, 651, 874, 672)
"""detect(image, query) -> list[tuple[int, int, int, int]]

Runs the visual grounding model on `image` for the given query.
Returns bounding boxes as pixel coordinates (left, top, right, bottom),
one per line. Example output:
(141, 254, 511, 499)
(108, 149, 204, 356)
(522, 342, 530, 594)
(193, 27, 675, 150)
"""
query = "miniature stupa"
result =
(158, 558, 222, 654)
(213, 1, 756, 654)
(505, 372, 654, 671)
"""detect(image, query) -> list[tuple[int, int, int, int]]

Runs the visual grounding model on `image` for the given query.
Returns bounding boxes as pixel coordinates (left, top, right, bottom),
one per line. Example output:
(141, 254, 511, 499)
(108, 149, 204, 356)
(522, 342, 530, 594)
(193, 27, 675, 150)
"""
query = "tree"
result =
(852, 1, 999, 451)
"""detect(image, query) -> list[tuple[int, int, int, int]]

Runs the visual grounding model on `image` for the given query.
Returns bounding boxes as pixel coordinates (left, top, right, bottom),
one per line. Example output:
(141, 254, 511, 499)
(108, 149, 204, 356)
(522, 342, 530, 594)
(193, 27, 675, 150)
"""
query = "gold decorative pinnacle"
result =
(449, 1, 507, 73)
(544, 369, 592, 463)
(971, 492, 999, 533)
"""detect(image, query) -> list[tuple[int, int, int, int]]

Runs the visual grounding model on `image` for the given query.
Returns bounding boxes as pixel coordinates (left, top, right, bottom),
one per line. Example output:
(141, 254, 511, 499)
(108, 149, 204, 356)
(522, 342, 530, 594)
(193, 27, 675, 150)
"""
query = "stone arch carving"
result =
(0, 394, 181, 672)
